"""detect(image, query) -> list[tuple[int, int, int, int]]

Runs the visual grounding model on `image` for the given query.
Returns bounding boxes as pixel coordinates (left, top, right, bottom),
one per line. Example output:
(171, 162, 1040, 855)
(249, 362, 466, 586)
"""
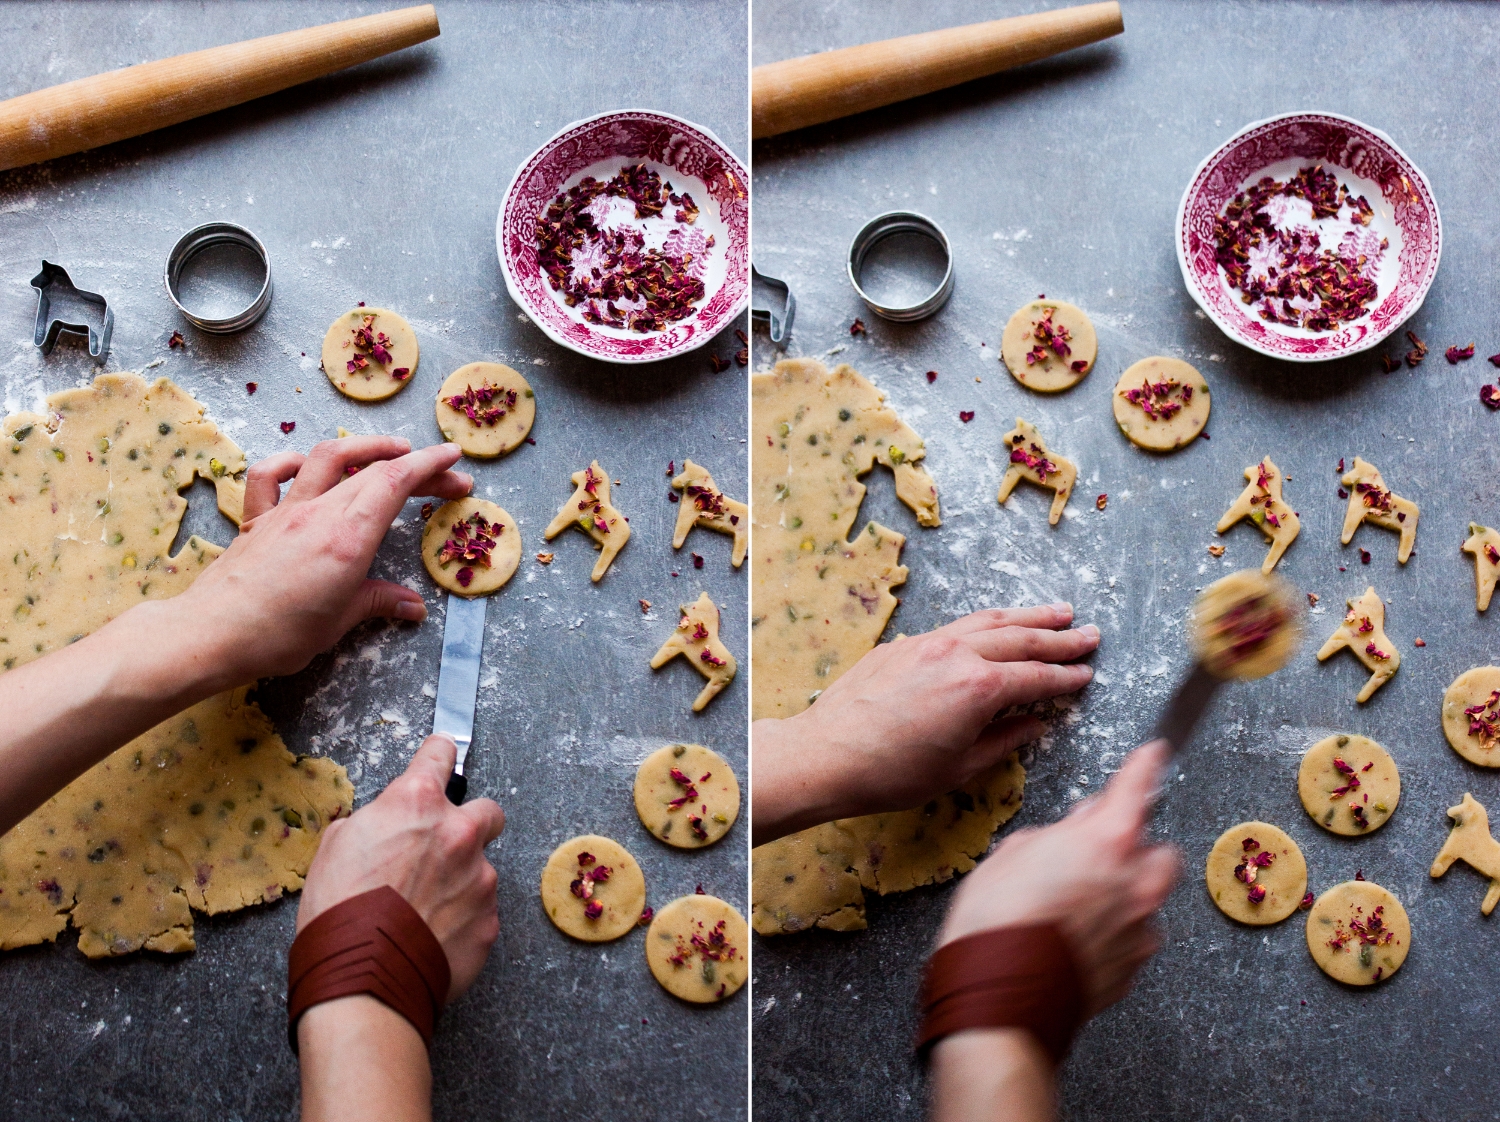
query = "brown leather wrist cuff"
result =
(916, 922, 1085, 1066)
(287, 885, 451, 1054)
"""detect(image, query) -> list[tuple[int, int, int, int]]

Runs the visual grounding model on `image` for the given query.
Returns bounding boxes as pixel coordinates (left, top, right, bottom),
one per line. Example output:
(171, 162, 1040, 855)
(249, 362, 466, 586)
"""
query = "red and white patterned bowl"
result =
(1176, 112, 1441, 363)
(497, 109, 748, 365)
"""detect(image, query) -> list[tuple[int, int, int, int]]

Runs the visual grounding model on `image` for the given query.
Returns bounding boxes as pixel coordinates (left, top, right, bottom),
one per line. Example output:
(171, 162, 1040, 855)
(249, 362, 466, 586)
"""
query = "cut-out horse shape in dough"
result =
(997, 418, 1076, 526)
(1340, 457, 1418, 563)
(543, 461, 630, 582)
(671, 459, 748, 568)
(650, 591, 737, 712)
(1216, 456, 1300, 573)
(1431, 793, 1500, 915)
(1462, 523, 1500, 611)
(1316, 585, 1400, 703)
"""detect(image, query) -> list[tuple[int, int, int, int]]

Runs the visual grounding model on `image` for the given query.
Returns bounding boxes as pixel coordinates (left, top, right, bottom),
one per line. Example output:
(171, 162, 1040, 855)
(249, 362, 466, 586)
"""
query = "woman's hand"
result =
(938, 741, 1180, 1017)
(751, 605, 1098, 844)
(182, 436, 472, 690)
(298, 734, 505, 999)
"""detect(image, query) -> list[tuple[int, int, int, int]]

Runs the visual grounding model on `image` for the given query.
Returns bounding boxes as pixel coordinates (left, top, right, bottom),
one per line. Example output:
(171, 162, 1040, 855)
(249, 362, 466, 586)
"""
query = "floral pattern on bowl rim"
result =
(498, 109, 748, 365)
(1175, 111, 1441, 363)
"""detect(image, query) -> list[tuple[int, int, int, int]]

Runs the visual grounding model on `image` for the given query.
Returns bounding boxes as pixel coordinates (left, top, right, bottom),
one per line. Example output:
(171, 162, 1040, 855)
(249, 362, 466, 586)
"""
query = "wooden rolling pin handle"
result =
(0, 5, 440, 173)
(752, 2, 1122, 139)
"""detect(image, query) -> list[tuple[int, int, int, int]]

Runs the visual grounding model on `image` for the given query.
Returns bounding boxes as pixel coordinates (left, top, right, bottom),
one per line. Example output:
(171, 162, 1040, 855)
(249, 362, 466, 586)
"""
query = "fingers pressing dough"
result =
(633, 743, 739, 848)
(671, 460, 748, 568)
(1431, 793, 1500, 915)
(1339, 457, 1417, 563)
(539, 835, 647, 943)
(542, 461, 630, 582)
(1204, 821, 1307, 925)
(644, 894, 748, 1003)
(1216, 457, 1300, 573)
(997, 418, 1076, 526)
(321, 307, 418, 401)
(1305, 880, 1409, 985)
(434, 363, 535, 457)
(1461, 522, 1500, 610)
(1297, 734, 1399, 835)
(649, 592, 736, 712)
(1316, 586, 1399, 702)
(420, 498, 521, 597)
(1000, 299, 1097, 392)
(1112, 357, 1210, 451)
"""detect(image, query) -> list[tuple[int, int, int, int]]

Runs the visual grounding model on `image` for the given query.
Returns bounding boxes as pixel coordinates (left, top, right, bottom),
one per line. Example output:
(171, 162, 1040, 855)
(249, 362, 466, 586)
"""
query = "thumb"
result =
(352, 578, 428, 625)
(969, 715, 1044, 771)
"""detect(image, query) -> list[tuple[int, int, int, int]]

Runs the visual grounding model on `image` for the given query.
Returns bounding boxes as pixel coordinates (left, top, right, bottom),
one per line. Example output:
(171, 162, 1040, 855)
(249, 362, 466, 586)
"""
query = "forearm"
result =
(298, 997, 432, 1122)
(929, 1030, 1054, 1122)
(0, 596, 230, 833)
(751, 714, 864, 845)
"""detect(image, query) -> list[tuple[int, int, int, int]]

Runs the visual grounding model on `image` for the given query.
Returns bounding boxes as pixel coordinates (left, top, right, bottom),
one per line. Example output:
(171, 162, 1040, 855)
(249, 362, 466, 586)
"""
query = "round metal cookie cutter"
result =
(164, 222, 273, 333)
(847, 210, 954, 322)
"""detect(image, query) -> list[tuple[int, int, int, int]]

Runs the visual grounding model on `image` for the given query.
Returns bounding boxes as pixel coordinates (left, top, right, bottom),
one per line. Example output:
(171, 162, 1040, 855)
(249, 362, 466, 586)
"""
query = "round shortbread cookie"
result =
(435, 363, 536, 458)
(1000, 299, 1097, 392)
(420, 498, 521, 597)
(1112, 357, 1210, 451)
(1191, 569, 1300, 681)
(321, 307, 419, 401)
(1442, 666, 1500, 767)
(1305, 880, 1410, 985)
(540, 834, 647, 943)
(1205, 821, 1307, 925)
(644, 893, 748, 1002)
(1297, 734, 1399, 835)
(633, 743, 739, 849)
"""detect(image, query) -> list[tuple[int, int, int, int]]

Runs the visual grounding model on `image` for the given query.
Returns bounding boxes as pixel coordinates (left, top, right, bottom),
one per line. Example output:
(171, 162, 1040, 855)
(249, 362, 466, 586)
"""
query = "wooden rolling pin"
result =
(0, 5, 439, 173)
(752, 2, 1122, 139)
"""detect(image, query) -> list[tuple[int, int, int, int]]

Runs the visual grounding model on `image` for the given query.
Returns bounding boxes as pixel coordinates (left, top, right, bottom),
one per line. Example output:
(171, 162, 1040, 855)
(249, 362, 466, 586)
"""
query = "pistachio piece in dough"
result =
(1297, 734, 1399, 835)
(645, 894, 748, 1002)
(420, 498, 521, 597)
(1461, 522, 1500, 610)
(633, 743, 739, 848)
(1190, 569, 1300, 681)
(1216, 457, 1300, 573)
(751, 822, 866, 935)
(1316, 586, 1399, 702)
(1440, 666, 1500, 767)
(1431, 793, 1500, 914)
(321, 307, 418, 401)
(1205, 822, 1308, 925)
(671, 460, 748, 568)
(542, 461, 629, 582)
(539, 835, 646, 943)
(1305, 880, 1409, 985)
(1339, 457, 1417, 563)
(997, 418, 1076, 526)
(1000, 299, 1096, 392)
(434, 363, 535, 457)
(1112, 357, 1210, 451)
(650, 592, 736, 712)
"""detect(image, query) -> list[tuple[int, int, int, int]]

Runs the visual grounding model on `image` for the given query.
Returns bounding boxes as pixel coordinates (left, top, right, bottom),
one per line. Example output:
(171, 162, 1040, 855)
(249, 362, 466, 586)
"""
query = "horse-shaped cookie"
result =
(671, 459, 748, 568)
(1216, 457, 1300, 573)
(1431, 793, 1500, 914)
(997, 418, 1076, 526)
(650, 591, 737, 711)
(1462, 523, 1500, 611)
(1340, 457, 1418, 563)
(543, 461, 630, 582)
(1316, 585, 1400, 703)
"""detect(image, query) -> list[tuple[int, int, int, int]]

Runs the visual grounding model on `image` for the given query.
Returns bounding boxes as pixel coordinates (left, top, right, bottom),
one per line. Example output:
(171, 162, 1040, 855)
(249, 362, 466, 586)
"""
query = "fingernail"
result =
(1079, 623, 1100, 640)
(395, 599, 427, 622)
(1049, 601, 1072, 613)
(458, 472, 474, 493)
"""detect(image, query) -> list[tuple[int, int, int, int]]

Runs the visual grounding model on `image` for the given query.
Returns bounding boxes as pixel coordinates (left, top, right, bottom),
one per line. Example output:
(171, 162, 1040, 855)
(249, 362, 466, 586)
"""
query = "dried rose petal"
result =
(709, 354, 730, 373)
(850, 318, 867, 336)
(1299, 891, 1314, 910)
(1481, 385, 1500, 410)
(1096, 494, 1107, 511)
(1447, 343, 1476, 364)
(246, 382, 257, 394)
(169, 331, 184, 348)
(926, 370, 938, 383)
(583, 900, 604, 920)
(1246, 884, 1267, 904)
(958, 411, 975, 423)
(280, 421, 295, 434)
(638, 907, 654, 926)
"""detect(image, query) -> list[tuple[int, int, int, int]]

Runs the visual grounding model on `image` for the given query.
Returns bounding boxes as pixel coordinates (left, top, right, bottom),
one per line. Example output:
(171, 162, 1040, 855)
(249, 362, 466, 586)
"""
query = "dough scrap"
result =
(1000, 299, 1096, 392)
(750, 822, 866, 935)
(539, 834, 646, 943)
(644, 893, 748, 1003)
(1461, 522, 1500, 610)
(1190, 569, 1300, 681)
(997, 418, 1076, 526)
(750, 759, 1025, 936)
(649, 592, 736, 712)
(750, 358, 940, 721)
(1112, 357, 1210, 451)
(1316, 585, 1399, 702)
(1216, 457, 1300, 573)
(1297, 734, 1399, 835)
(434, 363, 535, 458)
(1204, 821, 1307, 926)
(633, 743, 739, 849)
(671, 460, 748, 568)
(0, 373, 351, 956)
(1440, 666, 1500, 767)
(1305, 880, 1409, 985)
(320, 307, 418, 401)
(1339, 457, 1417, 563)
(542, 461, 630, 582)
(1431, 793, 1500, 914)
(420, 498, 521, 597)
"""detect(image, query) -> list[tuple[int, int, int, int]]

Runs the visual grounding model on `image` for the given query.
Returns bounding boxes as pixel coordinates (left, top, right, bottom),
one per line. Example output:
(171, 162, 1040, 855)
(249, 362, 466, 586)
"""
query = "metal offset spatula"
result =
(433, 594, 487, 804)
